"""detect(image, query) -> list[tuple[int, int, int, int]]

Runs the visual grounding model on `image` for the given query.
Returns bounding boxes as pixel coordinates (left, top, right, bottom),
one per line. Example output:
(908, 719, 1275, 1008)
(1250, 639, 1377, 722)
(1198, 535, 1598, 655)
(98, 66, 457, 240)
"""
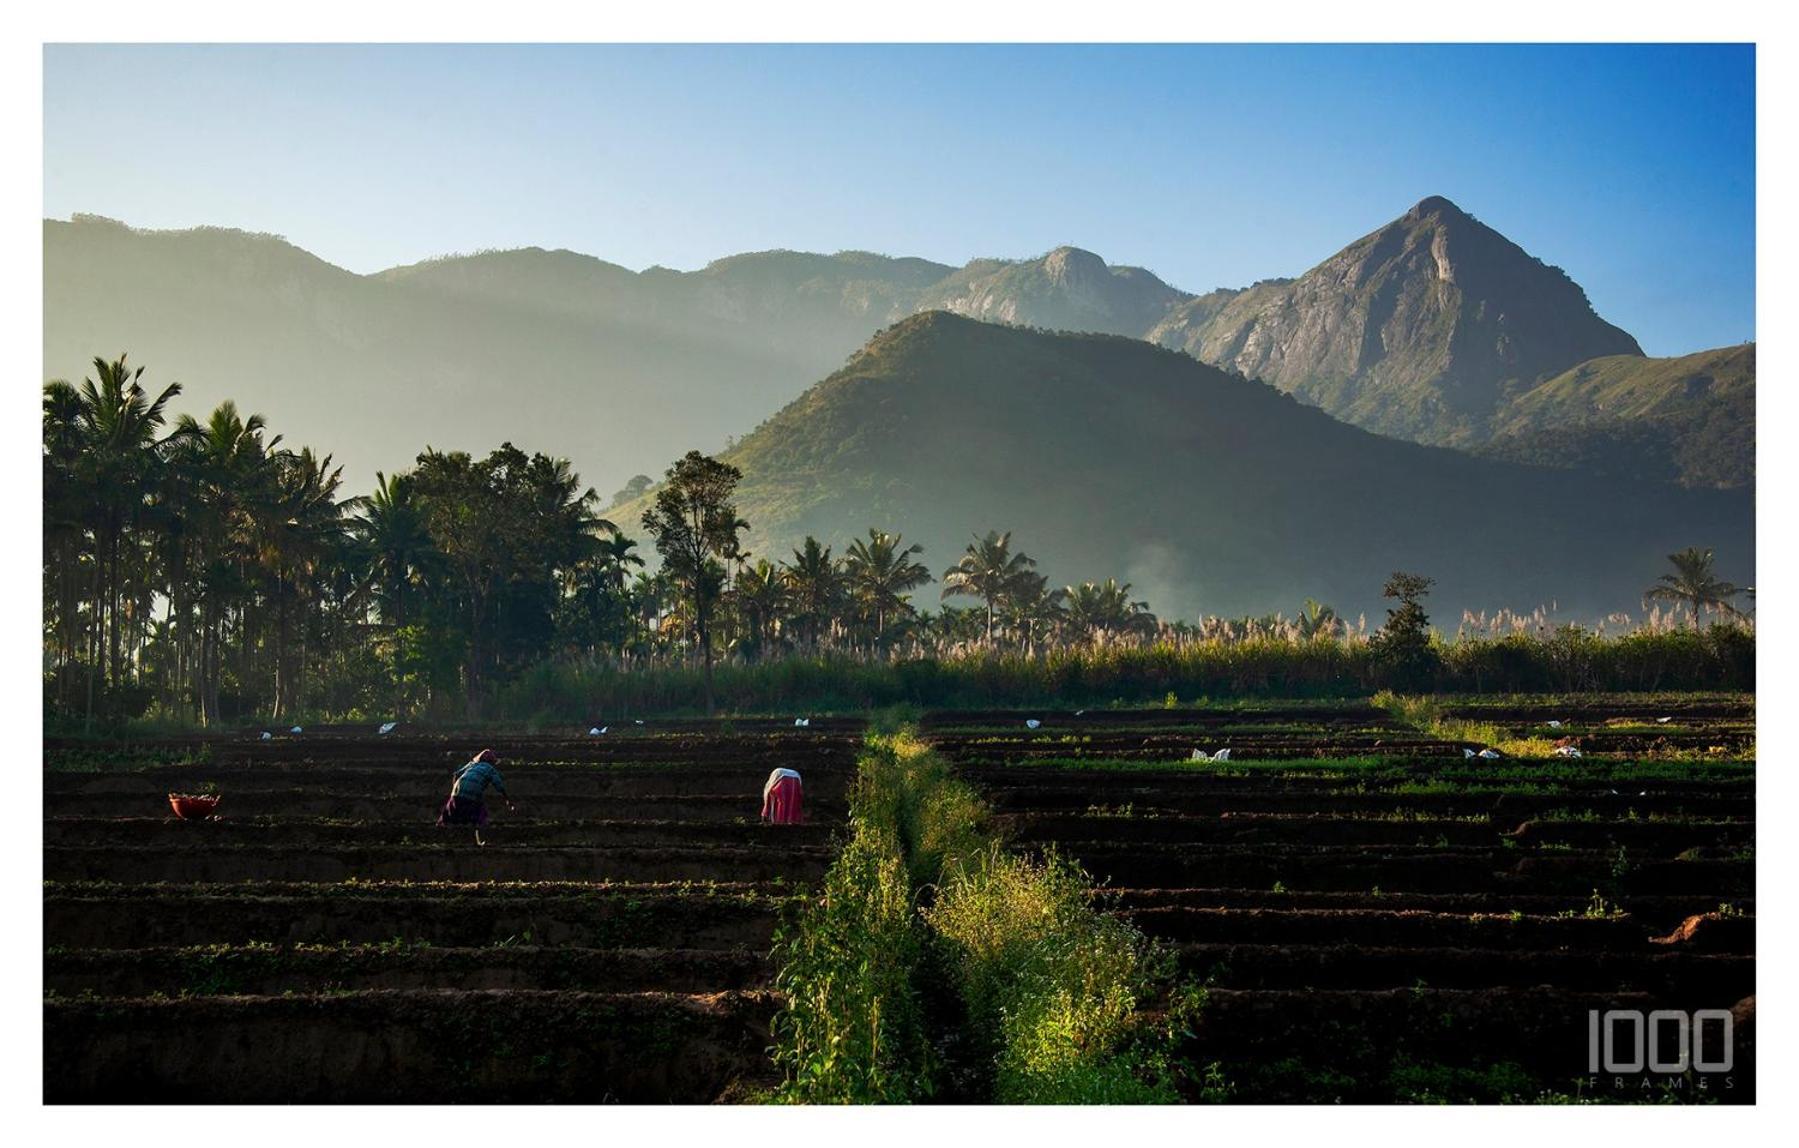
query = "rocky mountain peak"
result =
(1407, 195, 1468, 222)
(1041, 245, 1109, 284)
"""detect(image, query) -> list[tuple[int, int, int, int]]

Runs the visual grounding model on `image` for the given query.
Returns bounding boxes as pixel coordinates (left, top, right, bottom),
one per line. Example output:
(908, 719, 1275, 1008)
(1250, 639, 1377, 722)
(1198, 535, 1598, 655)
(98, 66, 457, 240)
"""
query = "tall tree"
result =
(170, 401, 279, 725)
(1064, 578, 1156, 643)
(259, 447, 348, 718)
(1643, 547, 1745, 625)
(1003, 571, 1067, 654)
(1372, 571, 1437, 690)
(412, 444, 600, 719)
(941, 530, 1037, 645)
(844, 529, 930, 652)
(640, 451, 746, 714)
(781, 536, 846, 651)
(731, 558, 788, 657)
(46, 357, 186, 725)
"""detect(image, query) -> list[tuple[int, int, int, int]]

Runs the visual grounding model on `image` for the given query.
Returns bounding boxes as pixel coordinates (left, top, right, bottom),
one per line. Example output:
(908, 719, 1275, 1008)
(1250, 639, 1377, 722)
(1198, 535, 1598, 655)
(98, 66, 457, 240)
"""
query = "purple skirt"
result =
(436, 794, 489, 828)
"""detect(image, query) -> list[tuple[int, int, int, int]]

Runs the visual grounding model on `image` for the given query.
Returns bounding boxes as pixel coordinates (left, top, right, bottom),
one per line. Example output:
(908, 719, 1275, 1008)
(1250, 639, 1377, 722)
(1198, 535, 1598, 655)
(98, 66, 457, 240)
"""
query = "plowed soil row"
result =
(43, 989, 780, 1103)
(936, 738, 1469, 763)
(1060, 842, 1750, 896)
(1174, 941, 1753, 996)
(44, 843, 837, 885)
(45, 884, 790, 950)
(47, 763, 857, 798)
(47, 944, 772, 998)
(1122, 905, 1755, 953)
(995, 812, 1752, 852)
(43, 817, 842, 849)
(1106, 888, 1750, 931)
(982, 788, 1751, 819)
(46, 791, 848, 822)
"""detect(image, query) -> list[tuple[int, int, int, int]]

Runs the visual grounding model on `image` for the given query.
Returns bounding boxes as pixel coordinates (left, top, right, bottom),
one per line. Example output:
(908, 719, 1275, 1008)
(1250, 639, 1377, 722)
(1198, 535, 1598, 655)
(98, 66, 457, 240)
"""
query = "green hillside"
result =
(1480, 344, 1754, 487)
(679, 312, 1752, 621)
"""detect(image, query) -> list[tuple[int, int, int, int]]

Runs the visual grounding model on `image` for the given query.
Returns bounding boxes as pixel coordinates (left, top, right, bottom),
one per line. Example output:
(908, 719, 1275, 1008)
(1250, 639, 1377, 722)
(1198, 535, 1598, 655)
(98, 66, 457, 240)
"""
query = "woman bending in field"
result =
(437, 748, 514, 846)
(761, 767, 803, 824)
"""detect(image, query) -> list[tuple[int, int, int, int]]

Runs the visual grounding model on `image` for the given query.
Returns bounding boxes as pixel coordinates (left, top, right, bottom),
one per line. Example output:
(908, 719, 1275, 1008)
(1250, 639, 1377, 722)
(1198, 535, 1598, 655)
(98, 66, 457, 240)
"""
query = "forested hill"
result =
(706, 312, 1753, 621)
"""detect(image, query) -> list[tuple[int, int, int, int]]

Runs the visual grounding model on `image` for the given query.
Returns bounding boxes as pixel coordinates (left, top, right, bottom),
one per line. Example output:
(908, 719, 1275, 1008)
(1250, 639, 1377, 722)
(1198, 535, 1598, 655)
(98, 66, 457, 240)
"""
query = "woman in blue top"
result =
(436, 748, 514, 846)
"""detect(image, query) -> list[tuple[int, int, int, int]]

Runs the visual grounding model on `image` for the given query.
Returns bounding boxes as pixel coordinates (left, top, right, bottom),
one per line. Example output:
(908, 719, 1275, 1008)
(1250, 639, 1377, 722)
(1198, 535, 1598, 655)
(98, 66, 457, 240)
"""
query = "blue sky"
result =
(44, 43, 1754, 355)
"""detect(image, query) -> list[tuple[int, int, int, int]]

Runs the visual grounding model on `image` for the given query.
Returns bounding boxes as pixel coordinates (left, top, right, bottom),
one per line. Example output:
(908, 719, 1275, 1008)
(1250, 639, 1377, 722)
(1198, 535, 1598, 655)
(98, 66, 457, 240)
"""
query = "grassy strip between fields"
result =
(766, 723, 1210, 1103)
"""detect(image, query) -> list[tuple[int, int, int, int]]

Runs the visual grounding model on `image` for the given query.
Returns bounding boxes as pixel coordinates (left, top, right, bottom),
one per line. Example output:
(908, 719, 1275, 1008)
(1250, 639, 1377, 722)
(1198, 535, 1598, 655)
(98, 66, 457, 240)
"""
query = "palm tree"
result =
(1644, 547, 1745, 625)
(1004, 572, 1068, 654)
(259, 447, 348, 718)
(1296, 598, 1339, 640)
(597, 531, 645, 596)
(171, 401, 280, 725)
(844, 529, 930, 651)
(941, 530, 1036, 644)
(731, 558, 789, 656)
(1064, 578, 1157, 643)
(45, 356, 186, 725)
(781, 536, 845, 650)
(42, 381, 91, 710)
(352, 471, 430, 631)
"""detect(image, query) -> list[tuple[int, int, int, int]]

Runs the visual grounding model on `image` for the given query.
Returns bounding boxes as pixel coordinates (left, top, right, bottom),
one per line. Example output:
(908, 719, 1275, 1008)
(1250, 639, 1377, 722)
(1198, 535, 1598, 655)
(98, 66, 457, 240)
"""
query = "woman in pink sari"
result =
(761, 767, 803, 824)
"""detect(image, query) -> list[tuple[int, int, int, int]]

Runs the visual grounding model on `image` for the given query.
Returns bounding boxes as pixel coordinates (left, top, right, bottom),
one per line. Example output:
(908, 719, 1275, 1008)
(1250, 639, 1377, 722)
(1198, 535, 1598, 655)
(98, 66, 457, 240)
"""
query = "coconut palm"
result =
(730, 558, 789, 655)
(941, 530, 1037, 644)
(844, 529, 930, 651)
(1003, 572, 1068, 653)
(1065, 578, 1157, 643)
(352, 471, 430, 631)
(1643, 547, 1745, 625)
(258, 447, 349, 717)
(45, 357, 187, 720)
(170, 401, 281, 725)
(781, 536, 845, 650)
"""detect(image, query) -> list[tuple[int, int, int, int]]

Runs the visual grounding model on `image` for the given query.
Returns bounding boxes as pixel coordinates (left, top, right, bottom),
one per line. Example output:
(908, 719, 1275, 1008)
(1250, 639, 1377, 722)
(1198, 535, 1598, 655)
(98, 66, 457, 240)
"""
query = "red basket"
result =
(169, 793, 221, 820)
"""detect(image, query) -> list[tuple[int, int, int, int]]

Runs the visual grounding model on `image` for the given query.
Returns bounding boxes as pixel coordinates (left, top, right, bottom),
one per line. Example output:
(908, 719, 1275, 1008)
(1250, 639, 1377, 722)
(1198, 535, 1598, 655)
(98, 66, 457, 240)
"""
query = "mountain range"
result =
(44, 198, 1753, 498)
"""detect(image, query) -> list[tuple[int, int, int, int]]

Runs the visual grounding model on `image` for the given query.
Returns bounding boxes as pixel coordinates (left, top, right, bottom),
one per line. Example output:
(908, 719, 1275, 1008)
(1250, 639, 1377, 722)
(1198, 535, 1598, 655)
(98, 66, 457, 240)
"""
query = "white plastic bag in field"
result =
(378, 721, 397, 735)
(1477, 748, 1503, 759)
(1463, 748, 1475, 758)
(1212, 748, 1231, 762)
(794, 717, 810, 727)
(1547, 720, 1564, 729)
(260, 731, 272, 741)
(1026, 719, 1042, 729)
(290, 726, 303, 734)
(1554, 745, 1583, 758)
(589, 726, 607, 736)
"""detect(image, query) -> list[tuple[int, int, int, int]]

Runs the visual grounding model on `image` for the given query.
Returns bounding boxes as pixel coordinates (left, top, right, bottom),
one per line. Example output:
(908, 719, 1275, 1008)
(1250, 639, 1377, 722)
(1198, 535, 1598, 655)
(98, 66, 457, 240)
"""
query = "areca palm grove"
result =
(43, 358, 1754, 724)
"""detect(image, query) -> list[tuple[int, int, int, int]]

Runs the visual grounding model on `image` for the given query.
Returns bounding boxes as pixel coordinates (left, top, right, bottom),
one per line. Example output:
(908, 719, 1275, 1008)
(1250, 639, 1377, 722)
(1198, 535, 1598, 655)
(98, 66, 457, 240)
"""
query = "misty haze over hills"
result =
(42, 197, 1755, 616)
(45, 198, 1752, 502)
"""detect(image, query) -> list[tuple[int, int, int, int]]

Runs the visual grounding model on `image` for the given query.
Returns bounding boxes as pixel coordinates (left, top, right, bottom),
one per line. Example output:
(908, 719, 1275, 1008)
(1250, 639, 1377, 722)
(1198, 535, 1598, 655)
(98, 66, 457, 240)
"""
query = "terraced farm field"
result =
(44, 697, 1755, 1103)
(43, 720, 863, 1103)
(925, 697, 1756, 1102)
